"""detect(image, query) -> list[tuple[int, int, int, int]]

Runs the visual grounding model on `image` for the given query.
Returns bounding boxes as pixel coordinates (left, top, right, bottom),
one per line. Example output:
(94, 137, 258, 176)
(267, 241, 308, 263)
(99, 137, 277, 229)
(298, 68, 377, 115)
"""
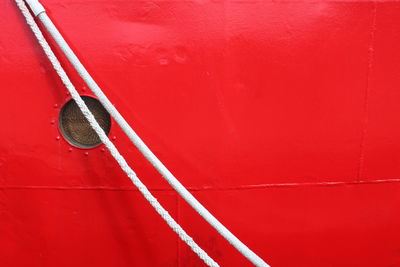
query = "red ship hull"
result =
(1, 1, 400, 266)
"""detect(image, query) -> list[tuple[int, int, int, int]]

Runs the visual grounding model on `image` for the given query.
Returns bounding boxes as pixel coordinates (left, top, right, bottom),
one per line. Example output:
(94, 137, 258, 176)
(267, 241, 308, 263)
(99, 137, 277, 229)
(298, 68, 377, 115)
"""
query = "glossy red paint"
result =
(1, 0, 400, 266)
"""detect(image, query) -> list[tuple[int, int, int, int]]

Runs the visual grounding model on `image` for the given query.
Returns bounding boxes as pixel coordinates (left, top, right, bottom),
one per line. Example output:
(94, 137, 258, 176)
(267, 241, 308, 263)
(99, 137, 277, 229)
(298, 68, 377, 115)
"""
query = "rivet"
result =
(112, 136, 117, 140)
(56, 136, 60, 140)
(100, 148, 106, 152)
(84, 152, 89, 156)
(50, 120, 55, 125)
(68, 147, 73, 152)
(159, 59, 169, 65)
(82, 86, 87, 92)
(66, 92, 70, 96)
(54, 104, 59, 108)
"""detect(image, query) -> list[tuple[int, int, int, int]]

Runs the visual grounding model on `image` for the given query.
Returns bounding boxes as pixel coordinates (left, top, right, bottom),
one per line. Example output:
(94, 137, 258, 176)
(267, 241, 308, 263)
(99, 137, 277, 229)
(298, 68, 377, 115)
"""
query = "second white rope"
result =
(14, 0, 219, 266)
(25, 1, 269, 266)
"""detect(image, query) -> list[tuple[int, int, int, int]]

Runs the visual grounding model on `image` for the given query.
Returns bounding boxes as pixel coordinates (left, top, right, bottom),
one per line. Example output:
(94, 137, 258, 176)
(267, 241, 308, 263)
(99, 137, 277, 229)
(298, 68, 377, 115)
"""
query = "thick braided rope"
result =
(14, 0, 219, 265)
(24, 1, 269, 266)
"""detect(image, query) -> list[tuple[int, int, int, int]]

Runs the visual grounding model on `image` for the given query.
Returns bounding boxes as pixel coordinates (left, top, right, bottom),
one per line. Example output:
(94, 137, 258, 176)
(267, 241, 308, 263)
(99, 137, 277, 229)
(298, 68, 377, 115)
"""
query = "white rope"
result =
(14, 0, 219, 266)
(20, 1, 269, 266)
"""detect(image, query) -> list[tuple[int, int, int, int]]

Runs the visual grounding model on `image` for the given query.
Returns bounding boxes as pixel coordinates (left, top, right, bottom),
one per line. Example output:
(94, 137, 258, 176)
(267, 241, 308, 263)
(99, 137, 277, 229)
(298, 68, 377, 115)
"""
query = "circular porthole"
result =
(59, 96, 111, 148)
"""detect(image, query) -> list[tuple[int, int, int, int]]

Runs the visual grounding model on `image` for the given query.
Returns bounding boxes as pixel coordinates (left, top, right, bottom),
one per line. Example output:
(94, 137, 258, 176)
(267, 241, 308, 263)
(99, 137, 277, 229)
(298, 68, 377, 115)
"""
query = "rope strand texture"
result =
(18, 0, 269, 266)
(14, 0, 218, 266)
(36, 8, 269, 267)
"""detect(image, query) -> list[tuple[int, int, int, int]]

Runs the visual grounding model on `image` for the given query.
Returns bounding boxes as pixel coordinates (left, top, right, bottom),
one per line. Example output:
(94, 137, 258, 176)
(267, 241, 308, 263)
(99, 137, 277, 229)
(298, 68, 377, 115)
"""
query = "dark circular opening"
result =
(59, 96, 111, 148)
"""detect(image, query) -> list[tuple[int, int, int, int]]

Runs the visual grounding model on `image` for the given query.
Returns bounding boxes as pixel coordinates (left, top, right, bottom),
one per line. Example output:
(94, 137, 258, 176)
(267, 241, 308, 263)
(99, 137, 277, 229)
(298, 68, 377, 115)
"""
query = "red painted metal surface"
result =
(1, 0, 400, 266)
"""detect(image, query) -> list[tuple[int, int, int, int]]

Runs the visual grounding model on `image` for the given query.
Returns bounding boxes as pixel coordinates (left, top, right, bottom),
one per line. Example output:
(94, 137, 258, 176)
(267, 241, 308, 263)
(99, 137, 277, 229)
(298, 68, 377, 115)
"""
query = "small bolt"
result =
(56, 136, 60, 140)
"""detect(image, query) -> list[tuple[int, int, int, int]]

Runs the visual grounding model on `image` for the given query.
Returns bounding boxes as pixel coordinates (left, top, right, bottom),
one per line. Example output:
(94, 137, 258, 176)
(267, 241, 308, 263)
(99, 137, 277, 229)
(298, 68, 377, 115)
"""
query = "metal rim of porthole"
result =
(58, 95, 111, 149)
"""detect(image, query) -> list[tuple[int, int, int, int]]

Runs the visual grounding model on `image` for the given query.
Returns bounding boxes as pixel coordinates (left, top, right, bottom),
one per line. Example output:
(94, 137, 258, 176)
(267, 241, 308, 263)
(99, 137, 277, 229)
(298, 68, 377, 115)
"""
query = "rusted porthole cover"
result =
(59, 96, 111, 148)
